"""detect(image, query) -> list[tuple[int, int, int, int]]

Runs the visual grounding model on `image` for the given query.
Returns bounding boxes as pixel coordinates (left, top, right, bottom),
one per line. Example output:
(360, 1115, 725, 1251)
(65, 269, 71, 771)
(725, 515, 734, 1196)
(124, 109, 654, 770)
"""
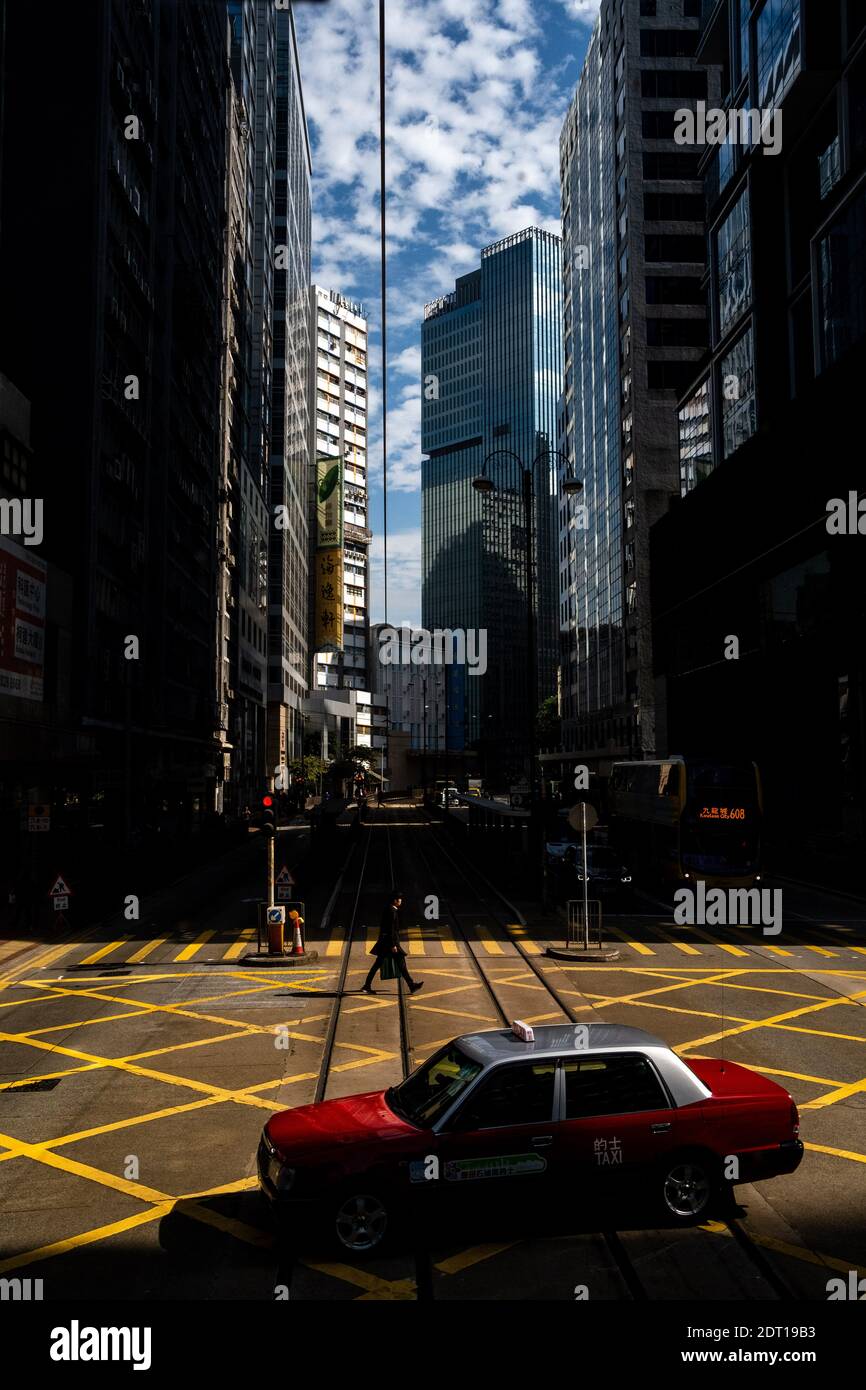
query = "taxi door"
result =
(555, 1052, 684, 1205)
(433, 1059, 560, 1215)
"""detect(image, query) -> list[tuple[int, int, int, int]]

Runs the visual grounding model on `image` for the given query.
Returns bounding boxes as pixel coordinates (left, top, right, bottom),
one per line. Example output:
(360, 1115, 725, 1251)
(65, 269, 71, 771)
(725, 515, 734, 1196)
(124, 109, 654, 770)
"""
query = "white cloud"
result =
(295, 0, 574, 285)
(368, 527, 423, 626)
(558, 0, 602, 21)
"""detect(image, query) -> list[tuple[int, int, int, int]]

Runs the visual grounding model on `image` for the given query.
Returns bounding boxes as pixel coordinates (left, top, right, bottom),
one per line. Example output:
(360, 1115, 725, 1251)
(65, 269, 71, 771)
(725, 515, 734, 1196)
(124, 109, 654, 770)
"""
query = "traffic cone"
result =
(289, 911, 305, 957)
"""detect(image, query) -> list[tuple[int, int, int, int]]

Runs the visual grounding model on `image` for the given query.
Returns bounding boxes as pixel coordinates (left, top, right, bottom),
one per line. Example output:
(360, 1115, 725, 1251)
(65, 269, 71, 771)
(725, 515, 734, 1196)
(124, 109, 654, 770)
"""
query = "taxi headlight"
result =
(275, 1165, 296, 1194)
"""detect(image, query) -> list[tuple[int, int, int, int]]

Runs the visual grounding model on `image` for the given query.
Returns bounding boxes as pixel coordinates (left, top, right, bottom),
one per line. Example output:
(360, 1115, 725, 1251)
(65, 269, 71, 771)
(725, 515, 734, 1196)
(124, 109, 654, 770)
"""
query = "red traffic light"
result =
(262, 795, 274, 807)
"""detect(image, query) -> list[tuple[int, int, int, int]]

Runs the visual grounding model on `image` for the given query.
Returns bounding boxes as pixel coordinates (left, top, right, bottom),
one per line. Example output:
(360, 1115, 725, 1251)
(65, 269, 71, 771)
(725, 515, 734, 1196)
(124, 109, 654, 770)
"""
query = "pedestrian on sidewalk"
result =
(361, 891, 423, 995)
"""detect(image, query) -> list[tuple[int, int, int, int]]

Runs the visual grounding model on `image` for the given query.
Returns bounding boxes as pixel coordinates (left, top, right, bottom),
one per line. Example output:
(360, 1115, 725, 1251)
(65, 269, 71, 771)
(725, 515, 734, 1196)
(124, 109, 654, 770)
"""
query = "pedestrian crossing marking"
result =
(174, 930, 216, 962)
(126, 937, 168, 965)
(43, 921, 866, 973)
(790, 939, 837, 957)
(474, 924, 504, 956)
(684, 927, 749, 957)
(441, 926, 460, 956)
(606, 925, 655, 955)
(653, 926, 701, 956)
(222, 928, 255, 962)
(79, 939, 131, 967)
(505, 924, 542, 955)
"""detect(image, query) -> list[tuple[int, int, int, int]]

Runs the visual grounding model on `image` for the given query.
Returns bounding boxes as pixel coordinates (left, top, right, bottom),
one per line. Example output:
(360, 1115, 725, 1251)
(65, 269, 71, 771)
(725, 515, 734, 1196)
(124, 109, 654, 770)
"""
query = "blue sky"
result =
(294, 0, 601, 626)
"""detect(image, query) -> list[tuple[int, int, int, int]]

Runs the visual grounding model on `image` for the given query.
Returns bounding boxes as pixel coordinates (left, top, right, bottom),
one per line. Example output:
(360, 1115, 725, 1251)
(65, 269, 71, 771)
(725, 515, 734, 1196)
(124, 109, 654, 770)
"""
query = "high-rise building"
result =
(0, 0, 227, 852)
(558, 0, 717, 772)
(651, 0, 866, 882)
(308, 286, 371, 697)
(267, 9, 312, 778)
(217, 2, 311, 813)
(421, 228, 564, 785)
(368, 624, 447, 753)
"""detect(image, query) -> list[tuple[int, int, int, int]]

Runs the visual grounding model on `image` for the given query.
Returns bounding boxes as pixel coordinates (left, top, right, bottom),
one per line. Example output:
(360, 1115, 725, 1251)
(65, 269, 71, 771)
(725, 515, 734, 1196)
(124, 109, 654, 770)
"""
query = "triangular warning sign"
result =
(48, 874, 72, 897)
(274, 865, 295, 886)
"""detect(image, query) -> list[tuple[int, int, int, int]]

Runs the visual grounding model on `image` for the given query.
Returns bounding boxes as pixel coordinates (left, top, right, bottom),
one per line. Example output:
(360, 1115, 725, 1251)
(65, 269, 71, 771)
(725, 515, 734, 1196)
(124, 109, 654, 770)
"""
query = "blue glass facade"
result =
(421, 229, 563, 777)
(559, 20, 626, 742)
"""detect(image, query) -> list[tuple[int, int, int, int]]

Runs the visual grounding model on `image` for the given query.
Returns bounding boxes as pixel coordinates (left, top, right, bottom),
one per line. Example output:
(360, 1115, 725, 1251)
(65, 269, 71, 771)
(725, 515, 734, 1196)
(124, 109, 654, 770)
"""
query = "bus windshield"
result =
(682, 763, 760, 873)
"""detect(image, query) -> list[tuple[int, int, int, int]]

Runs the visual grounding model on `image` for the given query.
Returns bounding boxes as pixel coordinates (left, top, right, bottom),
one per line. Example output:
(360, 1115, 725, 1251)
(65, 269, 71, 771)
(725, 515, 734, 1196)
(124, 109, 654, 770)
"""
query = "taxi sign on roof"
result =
(511, 1019, 535, 1042)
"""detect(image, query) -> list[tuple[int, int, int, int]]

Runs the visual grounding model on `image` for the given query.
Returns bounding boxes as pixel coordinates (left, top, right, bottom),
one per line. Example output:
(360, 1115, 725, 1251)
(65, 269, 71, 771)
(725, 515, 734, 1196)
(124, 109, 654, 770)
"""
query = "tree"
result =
(288, 755, 328, 793)
(536, 695, 561, 748)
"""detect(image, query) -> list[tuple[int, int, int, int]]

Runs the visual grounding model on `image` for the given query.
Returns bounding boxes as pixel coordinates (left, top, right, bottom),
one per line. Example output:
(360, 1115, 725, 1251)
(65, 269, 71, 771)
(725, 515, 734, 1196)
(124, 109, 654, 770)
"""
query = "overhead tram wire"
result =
(378, 0, 388, 624)
(313, 799, 383, 1104)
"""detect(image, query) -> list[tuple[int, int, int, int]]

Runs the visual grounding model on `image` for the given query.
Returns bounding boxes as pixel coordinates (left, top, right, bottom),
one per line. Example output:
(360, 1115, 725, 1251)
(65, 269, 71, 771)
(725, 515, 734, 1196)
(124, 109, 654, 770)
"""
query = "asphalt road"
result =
(1, 803, 864, 1302)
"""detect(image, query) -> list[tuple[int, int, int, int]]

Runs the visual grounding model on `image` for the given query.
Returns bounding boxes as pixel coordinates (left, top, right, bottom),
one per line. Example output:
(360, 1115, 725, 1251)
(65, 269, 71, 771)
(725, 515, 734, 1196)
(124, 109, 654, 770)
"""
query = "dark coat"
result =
(370, 902, 405, 957)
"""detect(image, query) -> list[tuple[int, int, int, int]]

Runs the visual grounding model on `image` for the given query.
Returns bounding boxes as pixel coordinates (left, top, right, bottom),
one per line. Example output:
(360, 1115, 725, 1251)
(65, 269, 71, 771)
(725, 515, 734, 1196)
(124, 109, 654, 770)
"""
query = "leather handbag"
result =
(379, 953, 399, 980)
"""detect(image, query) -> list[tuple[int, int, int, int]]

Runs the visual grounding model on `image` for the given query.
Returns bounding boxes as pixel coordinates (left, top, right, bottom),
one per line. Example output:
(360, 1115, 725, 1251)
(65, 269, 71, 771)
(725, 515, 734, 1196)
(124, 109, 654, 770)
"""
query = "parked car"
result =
(570, 845, 634, 901)
(258, 1021, 802, 1255)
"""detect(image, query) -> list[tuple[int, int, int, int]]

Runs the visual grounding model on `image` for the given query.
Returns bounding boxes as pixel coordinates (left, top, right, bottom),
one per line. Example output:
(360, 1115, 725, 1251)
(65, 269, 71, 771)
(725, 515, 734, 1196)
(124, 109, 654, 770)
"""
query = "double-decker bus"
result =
(608, 757, 762, 889)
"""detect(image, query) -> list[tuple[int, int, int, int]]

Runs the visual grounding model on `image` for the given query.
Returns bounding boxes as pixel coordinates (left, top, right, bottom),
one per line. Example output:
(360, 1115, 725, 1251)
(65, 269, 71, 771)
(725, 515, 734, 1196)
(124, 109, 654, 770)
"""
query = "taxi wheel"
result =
(333, 1188, 391, 1256)
(658, 1153, 716, 1225)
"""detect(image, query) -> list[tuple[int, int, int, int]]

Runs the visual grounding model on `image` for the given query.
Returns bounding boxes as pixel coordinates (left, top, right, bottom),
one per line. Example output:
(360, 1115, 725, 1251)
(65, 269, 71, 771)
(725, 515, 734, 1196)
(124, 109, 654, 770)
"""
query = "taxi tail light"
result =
(790, 1101, 800, 1136)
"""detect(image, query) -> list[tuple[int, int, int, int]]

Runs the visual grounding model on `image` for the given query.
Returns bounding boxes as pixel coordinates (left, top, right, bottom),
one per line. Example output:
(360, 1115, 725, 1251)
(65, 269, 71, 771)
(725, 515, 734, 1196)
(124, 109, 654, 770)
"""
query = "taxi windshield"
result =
(387, 1044, 482, 1128)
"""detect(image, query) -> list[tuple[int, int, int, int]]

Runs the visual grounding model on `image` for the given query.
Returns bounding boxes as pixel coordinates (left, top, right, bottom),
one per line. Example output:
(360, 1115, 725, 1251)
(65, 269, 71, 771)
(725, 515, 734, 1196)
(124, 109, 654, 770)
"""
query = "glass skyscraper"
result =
(558, 0, 712, 771)
(421, 228, 563, 782)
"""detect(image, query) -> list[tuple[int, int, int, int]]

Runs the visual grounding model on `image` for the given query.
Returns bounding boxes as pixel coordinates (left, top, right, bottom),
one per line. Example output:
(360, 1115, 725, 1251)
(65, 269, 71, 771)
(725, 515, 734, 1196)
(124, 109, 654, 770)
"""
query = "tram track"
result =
(420, 811, 580, 1022)
(416, 807, 800, 1301)
(313, 801, 390, 1103)
(299, 803, 801, 1300)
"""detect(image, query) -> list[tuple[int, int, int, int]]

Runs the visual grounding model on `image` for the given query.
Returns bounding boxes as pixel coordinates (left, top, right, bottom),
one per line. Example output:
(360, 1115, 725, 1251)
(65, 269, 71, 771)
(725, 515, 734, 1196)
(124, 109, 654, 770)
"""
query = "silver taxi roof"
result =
(452, 1022, 710, 1109)
(458, 1023, 665, 1063)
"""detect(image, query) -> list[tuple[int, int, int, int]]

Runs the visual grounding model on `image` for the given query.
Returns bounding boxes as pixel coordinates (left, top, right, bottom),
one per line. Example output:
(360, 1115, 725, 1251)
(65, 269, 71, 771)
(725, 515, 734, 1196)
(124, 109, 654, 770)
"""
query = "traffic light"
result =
(261, 794, 276, 837)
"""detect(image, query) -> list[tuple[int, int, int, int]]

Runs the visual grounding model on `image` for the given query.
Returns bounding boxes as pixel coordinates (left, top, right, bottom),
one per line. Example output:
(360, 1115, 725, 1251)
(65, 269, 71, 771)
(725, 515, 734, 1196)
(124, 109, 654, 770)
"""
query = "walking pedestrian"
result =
(361, 891, 423, 995)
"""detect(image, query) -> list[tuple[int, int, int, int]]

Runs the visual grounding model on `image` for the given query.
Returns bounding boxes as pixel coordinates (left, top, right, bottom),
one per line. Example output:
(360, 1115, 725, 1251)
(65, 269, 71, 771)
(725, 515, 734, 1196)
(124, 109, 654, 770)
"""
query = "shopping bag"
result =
(379, 953, 399, 980)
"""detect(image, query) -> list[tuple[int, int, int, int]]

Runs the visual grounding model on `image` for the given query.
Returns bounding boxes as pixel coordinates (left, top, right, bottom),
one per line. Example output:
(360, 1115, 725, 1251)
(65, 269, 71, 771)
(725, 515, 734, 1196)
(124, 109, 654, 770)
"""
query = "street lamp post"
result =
(473, 448, 582, 896)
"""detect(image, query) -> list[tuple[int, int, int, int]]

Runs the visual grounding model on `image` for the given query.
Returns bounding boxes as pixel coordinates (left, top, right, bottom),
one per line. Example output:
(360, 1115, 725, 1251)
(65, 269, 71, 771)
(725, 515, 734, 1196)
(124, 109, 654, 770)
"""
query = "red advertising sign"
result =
(0, 536, 46, 701)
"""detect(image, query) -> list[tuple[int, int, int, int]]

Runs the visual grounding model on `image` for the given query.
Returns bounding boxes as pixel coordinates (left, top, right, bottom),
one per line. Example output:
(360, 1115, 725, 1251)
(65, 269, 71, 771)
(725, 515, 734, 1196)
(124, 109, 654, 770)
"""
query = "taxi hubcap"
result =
(336, 1194, 388, 1251)
(664, 1163, 710, 1217)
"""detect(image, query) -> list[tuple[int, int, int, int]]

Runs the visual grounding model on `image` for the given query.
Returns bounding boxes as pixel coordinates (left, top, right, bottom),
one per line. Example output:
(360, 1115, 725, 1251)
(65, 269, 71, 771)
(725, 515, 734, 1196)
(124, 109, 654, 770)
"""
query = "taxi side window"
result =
(453, 1063, 556, 1131)
(562, 1053, 669, 1119)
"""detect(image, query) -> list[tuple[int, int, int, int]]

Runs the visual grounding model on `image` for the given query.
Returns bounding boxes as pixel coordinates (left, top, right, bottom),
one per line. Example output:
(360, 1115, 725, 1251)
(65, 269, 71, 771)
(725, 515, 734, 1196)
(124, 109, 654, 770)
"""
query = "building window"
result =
(646, 317, 706, 347)
(678, 378, 713, 495)
(644, 192, 705, 221)
(645, 233, 706, 262)
(818, 135, 842, 200)
(716, 189, 752, 337)
(640, 30, 698, 59)
(756, 0, 801, 110)
(642, 151, 701, 180)
(720, 326, 756, 458)
(641, 70, 707, 99)
(645, 275, 705, 306)
(817, 184, 866, 372)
